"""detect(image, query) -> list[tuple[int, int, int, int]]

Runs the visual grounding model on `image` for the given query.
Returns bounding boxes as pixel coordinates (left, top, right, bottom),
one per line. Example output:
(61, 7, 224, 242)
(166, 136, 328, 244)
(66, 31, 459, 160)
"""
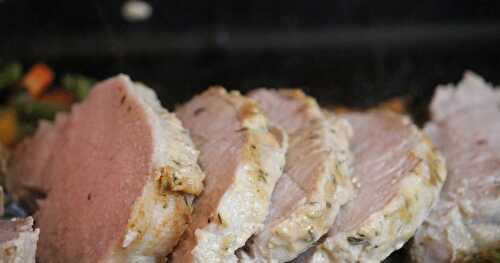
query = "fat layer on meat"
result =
(240, 89, 354, 262)
(8, 75, 205, 263)
(172, 87, 287, 263)
(296, 111, 446, 263)
(411, 72, 500, 262)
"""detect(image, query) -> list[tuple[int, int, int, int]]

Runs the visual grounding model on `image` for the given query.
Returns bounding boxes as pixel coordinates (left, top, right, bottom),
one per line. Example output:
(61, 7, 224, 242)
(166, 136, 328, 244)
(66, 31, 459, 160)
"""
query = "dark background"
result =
(1, 0, 500, 121)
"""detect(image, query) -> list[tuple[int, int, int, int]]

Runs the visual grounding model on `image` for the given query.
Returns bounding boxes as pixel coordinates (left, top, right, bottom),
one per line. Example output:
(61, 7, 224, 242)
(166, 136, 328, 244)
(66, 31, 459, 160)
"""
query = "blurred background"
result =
(0, 0, 500, 123)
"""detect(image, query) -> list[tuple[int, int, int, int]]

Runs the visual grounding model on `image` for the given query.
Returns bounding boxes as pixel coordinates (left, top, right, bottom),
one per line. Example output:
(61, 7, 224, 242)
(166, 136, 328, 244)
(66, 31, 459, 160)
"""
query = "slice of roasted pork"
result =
(7, 75, 205, 263)
(0, 217, 38, 263)
(171, 88, 287, 263)
(295, 111, 446, 263)
(411, 72, 500, 262)
(7, 112, 68, 195)
(240, 89, 354, 262)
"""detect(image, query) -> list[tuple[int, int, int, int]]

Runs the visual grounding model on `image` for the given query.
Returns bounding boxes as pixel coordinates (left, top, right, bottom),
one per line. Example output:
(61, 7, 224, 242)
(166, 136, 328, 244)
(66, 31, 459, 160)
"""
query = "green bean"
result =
(62, 74, 95, 101)
(0, 63, 22, 90)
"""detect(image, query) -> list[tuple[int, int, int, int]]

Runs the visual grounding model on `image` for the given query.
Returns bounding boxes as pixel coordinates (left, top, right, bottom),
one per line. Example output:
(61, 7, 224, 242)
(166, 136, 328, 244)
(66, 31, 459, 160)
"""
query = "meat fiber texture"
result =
(412, 72, 500, 262)
(294, 111, 446, 263)
(0, 217, 39, 263)
(240, 89, 354, 262)
(7, 75, 205, 263)
(172, 88, 287, 263)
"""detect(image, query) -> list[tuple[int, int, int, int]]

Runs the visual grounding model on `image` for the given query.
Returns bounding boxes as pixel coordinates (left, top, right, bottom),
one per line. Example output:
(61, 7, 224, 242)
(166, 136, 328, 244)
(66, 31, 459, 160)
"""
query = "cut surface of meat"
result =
(7, 112, 69, 194)
(296, 111, 446, 263)
(8, 75, 205, 263)
(412, 72, 500, 262)
(171, 87, 286, 263)
(0, 217, 39, 263)
(241, 89, 354, 262)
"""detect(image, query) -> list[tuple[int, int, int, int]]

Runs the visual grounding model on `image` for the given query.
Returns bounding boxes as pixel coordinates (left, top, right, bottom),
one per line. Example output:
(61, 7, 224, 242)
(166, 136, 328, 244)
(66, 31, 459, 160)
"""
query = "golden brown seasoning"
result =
(238, 101, 260, 121)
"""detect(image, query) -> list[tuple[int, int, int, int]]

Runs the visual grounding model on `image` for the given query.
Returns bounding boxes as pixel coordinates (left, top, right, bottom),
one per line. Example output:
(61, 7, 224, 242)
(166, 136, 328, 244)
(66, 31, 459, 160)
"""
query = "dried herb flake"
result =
(347, 236, 365, 245)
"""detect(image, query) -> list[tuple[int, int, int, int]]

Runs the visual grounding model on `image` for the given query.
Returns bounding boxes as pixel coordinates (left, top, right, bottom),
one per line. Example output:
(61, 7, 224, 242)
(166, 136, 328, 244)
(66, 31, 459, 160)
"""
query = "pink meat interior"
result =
(36, 77, 153, 263)
(426, 83, 500, 202)
(250, 89, 332, 226)
(173, 90, 246, 261)
(332, 113, 420, 233)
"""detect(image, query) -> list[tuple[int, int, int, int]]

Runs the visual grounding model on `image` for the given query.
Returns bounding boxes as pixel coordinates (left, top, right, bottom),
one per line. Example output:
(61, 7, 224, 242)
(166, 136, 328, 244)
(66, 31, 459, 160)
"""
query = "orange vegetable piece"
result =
(39, 89, 74, 108)
(21, 63, 54, 98)
(0, 108, 17, 146)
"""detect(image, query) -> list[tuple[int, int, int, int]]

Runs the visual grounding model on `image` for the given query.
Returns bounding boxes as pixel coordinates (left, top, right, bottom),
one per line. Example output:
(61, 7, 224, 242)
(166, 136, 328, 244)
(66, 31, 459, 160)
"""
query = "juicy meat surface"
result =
(333, 112, 445, 233)
(241, 89, 354, 262)
(8, 75, 204, 263)
(172, 88, 286, 263)
(0, 217, 39, 263)
(412, 72, 500, 262)
(296, 111, 446, 263)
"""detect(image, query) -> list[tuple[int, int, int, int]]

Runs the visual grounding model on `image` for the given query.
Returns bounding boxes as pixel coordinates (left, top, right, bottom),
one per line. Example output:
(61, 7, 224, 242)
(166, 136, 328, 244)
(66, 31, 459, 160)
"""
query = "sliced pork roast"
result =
(172, 88, 287, 263)
(295, 111, 446, 263)
(240, 89, 354, 262)
(0, 217, 38, 263)
(7, 75, 205, 263)
(412, 72, 500, 262)
(7, 113, 68, 195)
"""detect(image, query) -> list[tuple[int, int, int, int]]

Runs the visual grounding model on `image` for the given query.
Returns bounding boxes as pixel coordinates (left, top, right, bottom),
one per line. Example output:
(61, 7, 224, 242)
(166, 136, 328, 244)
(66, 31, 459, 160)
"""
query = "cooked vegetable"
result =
(0, 108, 17, 145)
(0, 63, 22, 90)
(491, 248, 500, 262)
(21, 63, 54, 98)
(39, 90, 74, 108)
(62, 74, 95, 101)
(14, 92, 66, 120)
(0, 62, 93, 142)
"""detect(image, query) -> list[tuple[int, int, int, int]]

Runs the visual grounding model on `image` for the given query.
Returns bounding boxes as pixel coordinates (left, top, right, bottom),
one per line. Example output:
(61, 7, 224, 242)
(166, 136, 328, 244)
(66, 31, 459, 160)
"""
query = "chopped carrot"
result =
(39, 89, 74, 108)
(21, 63, 54, 98)
(0, 108, 17, 146)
